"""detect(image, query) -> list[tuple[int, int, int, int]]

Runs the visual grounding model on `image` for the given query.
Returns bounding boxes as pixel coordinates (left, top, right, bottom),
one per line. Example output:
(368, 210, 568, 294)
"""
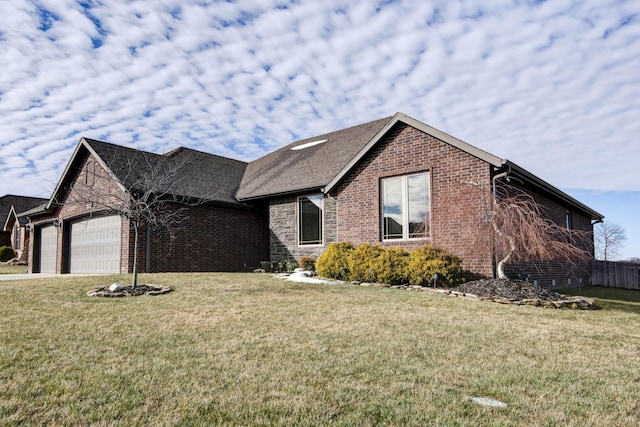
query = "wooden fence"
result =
(591, 261, 640, 290)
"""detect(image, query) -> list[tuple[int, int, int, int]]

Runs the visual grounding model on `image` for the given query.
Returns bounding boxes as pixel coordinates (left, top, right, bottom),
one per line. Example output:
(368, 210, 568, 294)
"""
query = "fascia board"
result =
(506, 161, 604, 221)
(3, 206, 17, 231)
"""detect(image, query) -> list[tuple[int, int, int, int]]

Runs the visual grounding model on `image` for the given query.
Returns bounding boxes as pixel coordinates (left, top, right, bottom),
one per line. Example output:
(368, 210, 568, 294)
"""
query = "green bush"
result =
(348, 243, 385, 282)
(316, 242, 354, 280)
(299, 256, 316, 271)
(407, 245, 464, 287)
(0, 246, 16, 262)
(372, 247, 410, 286)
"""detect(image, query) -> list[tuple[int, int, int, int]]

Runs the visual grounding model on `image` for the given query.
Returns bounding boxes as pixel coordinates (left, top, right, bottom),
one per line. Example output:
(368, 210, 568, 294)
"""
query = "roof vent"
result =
(291, 139, 327, 151)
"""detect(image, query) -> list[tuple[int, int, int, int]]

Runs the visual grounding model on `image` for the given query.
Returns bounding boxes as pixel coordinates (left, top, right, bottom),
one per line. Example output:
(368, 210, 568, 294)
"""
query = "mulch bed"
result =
(448, 278, 595, 309)
(87, 284, 172, 297)
(453, 278, 566, 301)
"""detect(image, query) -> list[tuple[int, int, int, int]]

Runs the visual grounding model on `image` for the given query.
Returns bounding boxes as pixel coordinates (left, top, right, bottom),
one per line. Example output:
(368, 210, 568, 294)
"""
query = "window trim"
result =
(380, 171, 431, 242)
(297, 194, 324, 246)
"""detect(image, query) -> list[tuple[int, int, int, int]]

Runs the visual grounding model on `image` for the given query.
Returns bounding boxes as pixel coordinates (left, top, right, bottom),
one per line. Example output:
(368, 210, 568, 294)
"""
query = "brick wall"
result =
(28, 148, 269, 273)
(499, 182, 595, 287)
(147, 202, 268, 272)
(334, 122, 494, 279)
(29, 151, 132, 274)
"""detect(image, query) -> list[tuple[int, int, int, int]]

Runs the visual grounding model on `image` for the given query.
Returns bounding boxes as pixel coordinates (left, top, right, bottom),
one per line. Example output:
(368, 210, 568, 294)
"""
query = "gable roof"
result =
(238, 112, 603, 221)
(0, 195, 48, 229)
(237, 116, 392, 200)
(46, 138, 249, 210)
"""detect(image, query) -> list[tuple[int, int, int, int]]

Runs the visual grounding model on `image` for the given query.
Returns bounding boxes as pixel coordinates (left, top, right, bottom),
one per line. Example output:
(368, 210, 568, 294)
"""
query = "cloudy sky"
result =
(1, 0, 638, 258)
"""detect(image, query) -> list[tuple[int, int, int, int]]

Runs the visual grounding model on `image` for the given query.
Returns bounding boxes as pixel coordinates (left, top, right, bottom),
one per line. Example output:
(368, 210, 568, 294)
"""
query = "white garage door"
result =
(70, 216, 121, 274)
(39, 224, 57, 274)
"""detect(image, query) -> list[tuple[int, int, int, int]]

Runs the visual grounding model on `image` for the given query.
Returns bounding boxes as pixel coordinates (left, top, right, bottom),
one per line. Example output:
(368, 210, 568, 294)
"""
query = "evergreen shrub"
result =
(407, 245, 464, 287)
(372, 247, 410, 285)
(316, 242, 354, 280)
(348, 243, 385, 282)
(299, 256, 316, 271)
(0, 246, 15, 262)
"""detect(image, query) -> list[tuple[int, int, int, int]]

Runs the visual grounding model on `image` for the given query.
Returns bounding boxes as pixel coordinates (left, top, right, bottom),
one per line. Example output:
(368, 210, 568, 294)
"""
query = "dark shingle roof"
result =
(237, 116, 392, 200)
(83, 139, 248, 206)
(0, 195, 49, 226)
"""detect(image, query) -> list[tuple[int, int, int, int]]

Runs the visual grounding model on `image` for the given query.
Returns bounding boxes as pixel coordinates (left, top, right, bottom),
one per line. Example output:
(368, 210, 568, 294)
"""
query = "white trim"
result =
(297, 193, 324, 247)
(380, 171, 431, 242)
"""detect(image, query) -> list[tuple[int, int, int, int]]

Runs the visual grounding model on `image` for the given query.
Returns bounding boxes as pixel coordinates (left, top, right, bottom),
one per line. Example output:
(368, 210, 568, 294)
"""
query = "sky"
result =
(1, 0, 638, 259)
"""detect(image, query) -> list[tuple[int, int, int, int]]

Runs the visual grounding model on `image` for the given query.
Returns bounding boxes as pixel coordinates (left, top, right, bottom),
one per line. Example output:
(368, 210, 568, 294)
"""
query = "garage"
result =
(38, 224, 57, 273)
(69, 215, 122, 274)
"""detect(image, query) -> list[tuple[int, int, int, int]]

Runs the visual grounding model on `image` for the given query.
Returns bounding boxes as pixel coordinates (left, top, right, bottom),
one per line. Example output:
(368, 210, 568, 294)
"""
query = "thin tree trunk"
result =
(492, 217, 515, 279)
(132, 224, 139, 289)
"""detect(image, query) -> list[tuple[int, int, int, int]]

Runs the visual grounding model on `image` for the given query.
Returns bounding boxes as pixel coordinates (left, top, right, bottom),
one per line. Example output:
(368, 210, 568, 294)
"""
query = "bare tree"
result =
(595, 221, 627, 261)
(64, 148, 200, 288)
(462, 182, 593, 279)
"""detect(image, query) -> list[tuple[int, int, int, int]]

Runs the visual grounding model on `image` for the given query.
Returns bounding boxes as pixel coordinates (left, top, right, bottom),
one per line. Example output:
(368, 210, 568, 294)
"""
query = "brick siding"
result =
(267, 122, 594, 287)
(29, 149, 269, 273)
(499, 183, 594, 287)
(334, 122, 494, 279)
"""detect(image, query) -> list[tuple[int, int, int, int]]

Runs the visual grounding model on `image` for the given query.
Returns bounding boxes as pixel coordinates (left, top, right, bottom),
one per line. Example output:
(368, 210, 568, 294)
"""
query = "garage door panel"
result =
(70, 216, 121, 274)
(39, 224, 57, 274)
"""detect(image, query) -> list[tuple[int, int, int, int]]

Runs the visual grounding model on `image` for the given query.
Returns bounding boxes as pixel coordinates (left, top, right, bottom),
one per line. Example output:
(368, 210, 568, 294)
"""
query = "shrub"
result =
(348, 243, 385, 282)
(407, 245, 464, 287)
(299, 256, 316, 271)
(274, 259, 298, 273)
(372, 247, 410, 286)
(316, 242, 354, 280)
(0, 246, 15, 262)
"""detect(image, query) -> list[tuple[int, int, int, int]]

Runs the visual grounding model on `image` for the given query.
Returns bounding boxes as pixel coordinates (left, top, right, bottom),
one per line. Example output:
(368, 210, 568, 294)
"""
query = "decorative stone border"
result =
(358, 282, 596, 310)
(266, 272, 596, 310)
(87, 284, 172, 297)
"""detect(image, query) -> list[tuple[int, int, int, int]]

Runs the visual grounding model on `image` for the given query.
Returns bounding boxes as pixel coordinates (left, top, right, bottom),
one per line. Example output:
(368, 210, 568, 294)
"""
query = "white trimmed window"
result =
(381, 172, 430, 241)
(298, 194, 323, 245)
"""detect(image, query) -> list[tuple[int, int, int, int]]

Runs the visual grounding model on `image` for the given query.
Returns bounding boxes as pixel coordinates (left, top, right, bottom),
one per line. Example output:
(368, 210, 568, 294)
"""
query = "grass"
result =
(0, 263, 28, 274)
(1, 274, 638, 426)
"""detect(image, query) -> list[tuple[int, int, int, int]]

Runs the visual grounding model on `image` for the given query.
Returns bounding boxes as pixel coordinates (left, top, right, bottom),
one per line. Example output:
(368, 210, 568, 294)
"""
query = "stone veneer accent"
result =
(269, 194, 337, 264)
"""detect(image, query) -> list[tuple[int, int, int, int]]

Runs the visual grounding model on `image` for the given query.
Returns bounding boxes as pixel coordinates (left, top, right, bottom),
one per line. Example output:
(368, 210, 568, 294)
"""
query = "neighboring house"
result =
(0, 195, 48, 260)
(24, 113, 603, 286)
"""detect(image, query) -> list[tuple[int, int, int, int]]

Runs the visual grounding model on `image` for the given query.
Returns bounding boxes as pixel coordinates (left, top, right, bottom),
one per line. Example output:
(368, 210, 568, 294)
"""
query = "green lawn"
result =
(1, 274, 638, 426)
(0, 263, 28, 274)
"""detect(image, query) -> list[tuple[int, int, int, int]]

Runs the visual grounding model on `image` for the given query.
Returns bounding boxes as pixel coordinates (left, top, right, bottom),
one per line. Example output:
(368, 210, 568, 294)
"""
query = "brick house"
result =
(25, 112, 602, 285)
(26, 139, 268, 274)
(238, 113, 602, 286)
(1, 195, 48, 260)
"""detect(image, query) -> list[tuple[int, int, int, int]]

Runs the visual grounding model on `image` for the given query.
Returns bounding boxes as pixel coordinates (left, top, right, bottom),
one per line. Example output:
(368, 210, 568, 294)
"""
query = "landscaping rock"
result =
(452, 279, 596, 310)
(109, 283, 124, 292)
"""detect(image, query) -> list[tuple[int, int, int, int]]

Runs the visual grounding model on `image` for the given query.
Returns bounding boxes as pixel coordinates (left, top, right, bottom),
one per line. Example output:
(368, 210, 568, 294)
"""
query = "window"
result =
(381, 172, 430, 240)
(299, 194, 323, 245)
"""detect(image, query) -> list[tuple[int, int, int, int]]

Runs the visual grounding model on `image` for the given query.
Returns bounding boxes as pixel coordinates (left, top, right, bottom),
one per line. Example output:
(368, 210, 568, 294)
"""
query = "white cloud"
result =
(0, 0, 639, 202)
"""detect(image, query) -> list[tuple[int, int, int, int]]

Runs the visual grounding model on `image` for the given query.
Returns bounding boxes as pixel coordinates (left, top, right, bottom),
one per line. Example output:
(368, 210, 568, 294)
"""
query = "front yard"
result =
(1, 273, 638, 425)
